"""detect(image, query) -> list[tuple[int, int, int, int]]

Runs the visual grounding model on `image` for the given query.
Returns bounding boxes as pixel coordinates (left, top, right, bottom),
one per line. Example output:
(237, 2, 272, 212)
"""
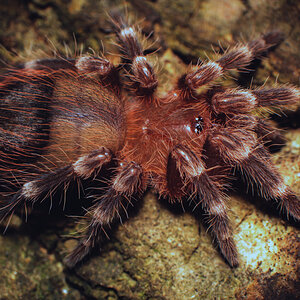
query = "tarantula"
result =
(0, 15, 299, 268)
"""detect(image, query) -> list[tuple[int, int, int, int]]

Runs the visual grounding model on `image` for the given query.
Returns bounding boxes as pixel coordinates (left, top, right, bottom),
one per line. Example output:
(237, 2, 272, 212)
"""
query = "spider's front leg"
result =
(208, 127, 300, 220)
(0, 147, 112, 220)
(112, 15, 158, 103)
(170, 145, 238, 267)
(65, 160, 145, 267)
(174, 31, 284, 100)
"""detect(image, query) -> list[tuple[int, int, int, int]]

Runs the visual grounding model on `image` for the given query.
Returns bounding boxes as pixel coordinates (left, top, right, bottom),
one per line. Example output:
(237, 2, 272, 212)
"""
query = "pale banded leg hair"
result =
(170, 145, 238, 267)
(0, 147, 112, 221)
(223, 115, 287, 150)
(75, 56, 121, 92)
(208, 127, 300, 220)
(65, 160, 144, 267)
(211, 86, 299, 114)
(254, 117, 287, 148)
(111, 14, 158, 102)
(26, 56, 120, 88)
(175, 32, 285, 100)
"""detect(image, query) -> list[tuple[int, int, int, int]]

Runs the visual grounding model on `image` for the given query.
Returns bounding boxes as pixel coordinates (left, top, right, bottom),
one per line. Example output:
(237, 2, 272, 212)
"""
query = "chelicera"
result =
(0, 15, 299, 267)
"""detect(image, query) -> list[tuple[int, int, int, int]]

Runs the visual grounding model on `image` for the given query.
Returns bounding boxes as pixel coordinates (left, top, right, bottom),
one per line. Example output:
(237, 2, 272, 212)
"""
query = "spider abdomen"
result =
(0, 64, 125, 189)
(48, 72, 125, 162)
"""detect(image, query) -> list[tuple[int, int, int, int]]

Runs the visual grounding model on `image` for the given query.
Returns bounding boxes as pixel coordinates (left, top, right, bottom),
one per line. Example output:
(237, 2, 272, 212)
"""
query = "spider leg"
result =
(75, 56, 121, 92)
(208, 127, 300, 220)
(226, 115, 286, 150)
(111, 15, 158, 103)
(175, 31, 284, 100)
(237, 31, 284, 86)
(0, 147, 112, 220)
(18, 56, 120, 92)
(211, 86, 299, 114)
(254, 117, 286, 149)
(170, 145, 238, 267)
(64, 161, 144, 267)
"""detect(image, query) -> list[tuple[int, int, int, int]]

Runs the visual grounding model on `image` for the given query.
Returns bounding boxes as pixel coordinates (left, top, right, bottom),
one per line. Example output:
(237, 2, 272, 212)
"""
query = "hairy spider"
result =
(0, 15, 299, 268)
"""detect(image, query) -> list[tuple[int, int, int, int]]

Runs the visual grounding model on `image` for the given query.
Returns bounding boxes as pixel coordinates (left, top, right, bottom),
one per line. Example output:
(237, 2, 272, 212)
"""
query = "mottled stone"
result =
(65, 131, 300, 300)
(150, 0, 300, 85)
(0, 231, 80, 299)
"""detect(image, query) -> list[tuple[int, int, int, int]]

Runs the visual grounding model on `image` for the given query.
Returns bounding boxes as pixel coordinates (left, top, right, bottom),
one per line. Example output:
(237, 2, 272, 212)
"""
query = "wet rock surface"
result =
(0, 0, 299, 299)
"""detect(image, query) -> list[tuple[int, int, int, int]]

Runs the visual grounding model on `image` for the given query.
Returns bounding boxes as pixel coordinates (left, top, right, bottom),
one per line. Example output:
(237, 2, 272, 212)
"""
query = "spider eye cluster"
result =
(194, 116, 204, 134)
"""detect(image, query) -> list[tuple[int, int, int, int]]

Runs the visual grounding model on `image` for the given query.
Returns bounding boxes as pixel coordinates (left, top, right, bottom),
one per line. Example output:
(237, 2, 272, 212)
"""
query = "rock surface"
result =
(0, 0, 299, 299)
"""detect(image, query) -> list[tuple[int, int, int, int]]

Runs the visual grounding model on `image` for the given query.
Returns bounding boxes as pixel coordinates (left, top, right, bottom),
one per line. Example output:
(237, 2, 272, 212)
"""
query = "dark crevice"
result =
(186, 241, 201, 263)
(66, 270, 120, 300)
(270, 108, 300, 129)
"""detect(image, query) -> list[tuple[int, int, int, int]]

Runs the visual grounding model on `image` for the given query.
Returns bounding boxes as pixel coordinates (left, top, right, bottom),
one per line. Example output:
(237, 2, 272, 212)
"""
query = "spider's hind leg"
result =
(65, 160, 146, 267)
(0, 147, 112, 222)
(170, 145, 238, 267)
(75, 56, 121, 93)
(237, 145, 299, 220)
